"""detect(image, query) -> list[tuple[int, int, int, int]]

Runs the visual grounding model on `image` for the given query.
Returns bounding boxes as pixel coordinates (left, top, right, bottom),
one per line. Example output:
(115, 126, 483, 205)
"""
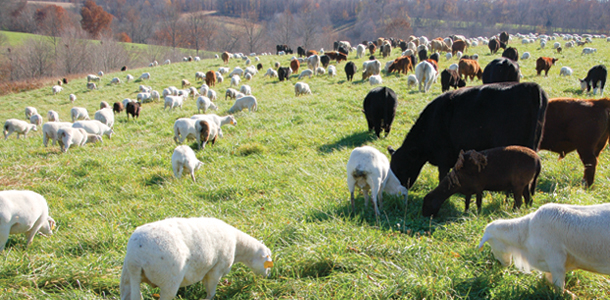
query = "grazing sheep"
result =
(137, 92, 152, 103)
(0, 190, 55, 251)
(98, 71, 104, 77)
(362, 59, 381, 80)
(218, 67, 229, 74)
(119, 217, 273, 300)
(69, 94, 76, 103)
(415, 61, 437, 93)
(229, 67, 244, 78)
(422, 146, 541, 217)
(164, 59, 171, 65)
(240, 85, 252, 95)
(369, 75, 382, 86)
(111, 77, 121, 84)
(113, 102, 124, 114)
(294, 82, 312, 96)
(151, 90, 160, 102)
(445, 53, 452, 60)
(139, 72, 151, 80)
(87, 74, 100, 82)
(122, 98, 135, 108)
(407, 74, 418, 88)
(228, 96, 257, 113)
(195, 72, 206, 81)
(181, 79, 191, 89)
(139, 85, 152, 93)
(73, 120, 114, 139)
(173, 118, 211, 149)
(52, 85, 63, 95)
(58, 127, 102, 152)
(347, 146, 408, 215)
(263, 68, 278, 78)
(30, 114, 43, 126)
(328, 65, 336, 77)
(3, 119, 37, 140)
(126, 102, 141, 120)
(25, 107, 38, 119)
(87, 82, 97, 90)
(559, 66, 573, 76)
(521, 52, 531, 60)
(47, 110, 59, 122)
(196, 96, 218, 113)
(171, 145, 204, 181)
(94, 108, 114, 128)
(230, 75, 241, 87)
(317, 67, 326, 75)
(70, 107, 90, 122)
(225, 88, 239, 100)
(197, 119, 220, 149)
(126, 74, 134, 82)
(191, 114, 237, 138)
(42, 122, 73, 146)
(164, 95, 184, 111)
(582, 47, 597, 55)
(307, 55, 321, 75)
(479, 203, 610, 294)
(274, 61, 280, 68)
(298, 69, 314, 80)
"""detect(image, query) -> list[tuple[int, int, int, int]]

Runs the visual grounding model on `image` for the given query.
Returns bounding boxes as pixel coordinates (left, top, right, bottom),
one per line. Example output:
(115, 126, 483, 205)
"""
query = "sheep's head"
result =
(479, 224, 512, 267)
(39, 216, 56, 236)
(249, 244, 273, 278)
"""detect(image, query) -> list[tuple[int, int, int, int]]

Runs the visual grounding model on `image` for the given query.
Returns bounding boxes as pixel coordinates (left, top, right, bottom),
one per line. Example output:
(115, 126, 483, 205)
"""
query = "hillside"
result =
(1, 38, 610, 299)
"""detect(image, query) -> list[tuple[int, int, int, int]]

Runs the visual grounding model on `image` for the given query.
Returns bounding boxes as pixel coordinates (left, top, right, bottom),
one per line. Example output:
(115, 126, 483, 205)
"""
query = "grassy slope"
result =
(0, 39, 609, 299)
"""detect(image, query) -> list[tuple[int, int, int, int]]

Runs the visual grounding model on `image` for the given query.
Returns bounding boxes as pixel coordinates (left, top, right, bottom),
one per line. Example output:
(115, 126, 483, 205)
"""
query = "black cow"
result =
(502, 47, 519, 61)
(338, 46, 349, 56)
(121, 66, 127, 71)
(333, 41, 339, 51)
(499, 31, 509, 44)
(278, 67, 291, 81)
(320, 55, 330, 68)
(482, 58, 521, 84)
(363, 86, 397, 138)
(297, 46, 306, 57)
(256, 63, 263, 71)
(388, 82, 548, 188)
(126, 102, 141, 120)
(440, 69, 466, 92)
(399, 41, 408, 51)
(345, 61, 357, 82)
(418, 49, 428, 62)
(429, 52, 439, 63)
(580, 65, 607, 95)
(488, 39, 501, 54)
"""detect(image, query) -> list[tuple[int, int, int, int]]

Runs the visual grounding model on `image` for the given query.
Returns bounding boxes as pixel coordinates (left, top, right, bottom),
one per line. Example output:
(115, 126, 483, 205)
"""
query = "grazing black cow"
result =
(256, 63, 263, 71)
(429, 52, 439, 63)
(440, 69, 466, 92)
(278, 67, 291, 81)
(297, 46, 306, 57)
(333, 41, 339, 51)
(320, 55, 330, 68)
(345, 61, 357, 82)
(580, 65, 607, 95)
(399, 41, 408, 51)
(388, 82, 548, 188)
(482, 58, 521, 84)
(418, 49, 428, 62)
(121, 66, 127, 71)
(363, 86, 397, 138)
(276, 44, 288, 55)
(338, 46, 349, 56)
(499, 31, 510, 44)
(126, 102, 141, 120)
(488, 39, 501, 54)
(502, 47, 519, 61)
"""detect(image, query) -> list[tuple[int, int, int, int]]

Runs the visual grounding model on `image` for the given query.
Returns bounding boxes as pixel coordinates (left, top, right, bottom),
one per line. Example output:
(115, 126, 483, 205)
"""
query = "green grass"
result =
(1, 38, 610, 299)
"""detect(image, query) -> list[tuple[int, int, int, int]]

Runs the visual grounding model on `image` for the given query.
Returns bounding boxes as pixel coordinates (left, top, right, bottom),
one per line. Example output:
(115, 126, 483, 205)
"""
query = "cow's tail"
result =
(532, 84, 549, 151)
(530, 158, 541, 196)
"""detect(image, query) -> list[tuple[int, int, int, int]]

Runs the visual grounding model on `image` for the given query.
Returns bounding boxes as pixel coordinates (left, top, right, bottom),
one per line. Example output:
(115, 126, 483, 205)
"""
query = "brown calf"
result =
(458, 59, 482, 81)
(306, 50, 318, 57)
(452, 40, 467, 56)
(536, 57, 558, 76)
(387, 56, 412, 75)
(205, 71, 216, 87)
(221, 52, 230, 64)
(290, 59, 300, 73)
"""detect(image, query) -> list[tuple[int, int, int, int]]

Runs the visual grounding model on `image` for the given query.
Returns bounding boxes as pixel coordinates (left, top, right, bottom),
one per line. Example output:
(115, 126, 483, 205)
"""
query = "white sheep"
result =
(307, 55, 321, 75)
(87, 74, 100, 82)
(94, 108, 114, 128)
(407, 74, 418, 89)
(47, 110, 60, 122)
(0, 190, 55, 251)
(369, 75, 382, 86)
(196, 96, 218, 113)
(356, 44, 366, 58)
(298, 69, 313, 80)
(216, 73, 224, 83)
(228, 74, 241, 87)
(70, 107, 90, 122)
(164, 59, 171, 65)
(218, 67, 229, 74)
(448, 63, 459, 71)
(456, 51, 463, 60)
(98, 71, 104, 77)
(521, 52, 531, 60)
(69, 94, 77, 103)
(3, 119, 37, 140)
(540, 41, 546, 49)
(328, 65, 336, 77)
(173, 118, 209, 149)
(194, 56, 201, 61)
(294, 82, 312, 96)
(445, 52, 452, 60)
(240, 85, 252, 95)
(122, 98, 135, 108)
(42, 122, 72, 146)
(225, 88, 239, 100)
(415, 61, 437, 93)
(362, 60, 381, 80)
(479, 203, 610, 294)
(139, 72, 151, 80)
(228, 96, 257, 113)
(207, 89, 217, 101)
(52, 85, 63, 95)
(120, 217, 273, 300)
(139, 85, 152, 93)
(191, 114, 237, 138)
(126, 74, 134, 82)
(199, 84, 210, 97)
(195, 72, 206, 81)
(582, 47, 597, 54)
(72, 120, 114, 139)
(274, 61, 280, 68)
(87, 82, 97, 90)
(188, 87, 199, 98)
(171, 145, 204, 181)
(245, 73, 253, 81)
(25, 107, 38, 119)
(30, 114, 43, 126)
(553, 42, 561, 49)
(57, 127, 102, 152)
(136, 92, 152, 103)
(229, 67, 244, 77)
(164, 95, 185, 111)
(151, 90, 160, 102)
(346, 146, 408, 216)
(111, 77, 121, 84)
(559, 66, 573, 76)
(245, 58, 251, 65)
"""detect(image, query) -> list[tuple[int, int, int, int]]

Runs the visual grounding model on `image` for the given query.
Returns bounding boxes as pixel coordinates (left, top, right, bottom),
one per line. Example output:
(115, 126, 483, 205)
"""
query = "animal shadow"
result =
(318, 131, 377, 154)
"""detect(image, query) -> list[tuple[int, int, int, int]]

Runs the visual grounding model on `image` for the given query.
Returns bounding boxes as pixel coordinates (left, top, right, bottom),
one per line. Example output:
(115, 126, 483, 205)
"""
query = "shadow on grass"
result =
(563, 87, 583, 95)
(318, 131, 377, 154)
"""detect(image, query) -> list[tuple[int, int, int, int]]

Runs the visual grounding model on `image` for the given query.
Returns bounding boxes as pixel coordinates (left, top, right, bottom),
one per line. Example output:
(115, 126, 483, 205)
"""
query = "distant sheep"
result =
(69, 94, 76, 103)
(47, 110, 59, 122)
(52, 85, 63, 95)
(87, 82, 97, 90)
(111, 77, 121, 84)
(58, 127, 102, 152)
(230, 75, 241, 87)
(126, 74, 134, 82)
(190, 114, 237, 138)
(294, 82, 312, 96)
(164, 95, 184, 111)
(126, 102, 141, 120)
(240, 85, 252, 95)
(369, 75, 382, 85)
(139, 72, 151, 80)
(171, 145, 204, 181)
(42, 122, 72, 146)
(87, 74, 100, 82)
(197, 119, 219, 149)
(94, 108, 114, 128)
(25, 107, 38, 119)
(72, 120, 114, 139)
(70, 107, 90, 122)
(173, 118, 210, 149)
(582, 47, 597, 55)
(559, 66, 573, 76)
(228, 96, 257, 113)
(119, 217, 273, 300)
(362, 59, 381, 80)
(3, 119, 37, 140)
(298, 69, 313, 80)
(415, 61, 437, 93)
(181, 79, 191, 89)
(0, 190, 55, 251)
(196, 96, 218, 113)
(347, 146, 408, 215)
(407, 74, 418, 88)
(30, 114, 43, 126)
(328, 65, 336, 77)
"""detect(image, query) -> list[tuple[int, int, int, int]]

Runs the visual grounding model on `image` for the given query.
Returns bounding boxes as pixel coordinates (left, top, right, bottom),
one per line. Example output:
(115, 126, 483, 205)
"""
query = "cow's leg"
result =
(438, 166, 450, 183)
(577, 148, 598, 187)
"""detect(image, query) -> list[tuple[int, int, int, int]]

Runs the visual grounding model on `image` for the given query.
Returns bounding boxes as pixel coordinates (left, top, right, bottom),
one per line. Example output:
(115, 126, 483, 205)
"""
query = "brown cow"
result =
(388, 56, 412, 75)
(290, 59, 300, 73)
(306, 50, 318, 57)
(325, 51, 347, 63)
(205, 71, 216, 87)
(540, 98, 610, 187)
(368, 44, 377, 56)
(221, 52, 230, 64)
(536, 57, 558, 76)
(458, 59, 482, 81)
(425, 59, 439, 72)
(452, 40, 467, 56)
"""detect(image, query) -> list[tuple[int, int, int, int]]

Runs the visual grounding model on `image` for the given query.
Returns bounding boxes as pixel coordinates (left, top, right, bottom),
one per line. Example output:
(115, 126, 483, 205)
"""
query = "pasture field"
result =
(1, 39, 610, 299)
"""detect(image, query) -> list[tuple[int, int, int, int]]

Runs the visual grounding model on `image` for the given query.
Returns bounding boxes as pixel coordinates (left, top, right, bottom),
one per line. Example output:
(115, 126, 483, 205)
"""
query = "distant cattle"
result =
(126, 102, 141, 120)
(451, 40, 467, 56)
(502, 47, 519, 61)
(418, 49, 428, 62)
(536, 57, 558, 76)
(363, 86, 398, 138)
(205, 71, 216, 87)
(276, 44, 292, 55)
(278, 67, 291, 81)
(325, 51, 347, 63)
(345, 61, 357, 82)
(388, 56, 413, 75)
(580, 65, 607, 96)
(368, 44, 377, 56)
(320, 55, 330, 68)
(388, 82, 548, 188)
(540, 98, 610, 187)
(221, 52, 230, 64)
(306, 50, 318, 57)
(482, 58, 521, 84)
(458, 59, 482, 81)
(297, 46, 306, 57)
(440, 69, 466, 92)
(499, 31, 509, 44)
(290, 59, 300, 73)
(488, 39, 501, 54)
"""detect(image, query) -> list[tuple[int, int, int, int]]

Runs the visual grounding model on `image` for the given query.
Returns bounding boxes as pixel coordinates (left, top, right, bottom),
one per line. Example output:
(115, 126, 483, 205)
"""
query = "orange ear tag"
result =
(264, 261, 274, 268)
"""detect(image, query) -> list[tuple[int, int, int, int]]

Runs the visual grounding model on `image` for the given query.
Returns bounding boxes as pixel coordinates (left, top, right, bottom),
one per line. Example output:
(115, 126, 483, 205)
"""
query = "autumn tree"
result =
(116, 32, 131, 43)
(81, 0, 113, 38)
(35, 5, 71, 51)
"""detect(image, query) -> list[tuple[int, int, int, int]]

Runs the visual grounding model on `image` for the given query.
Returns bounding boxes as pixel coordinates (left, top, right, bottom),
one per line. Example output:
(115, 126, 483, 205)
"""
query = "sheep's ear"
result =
(48, 217, 56, 231)
(478, 232, 490, 251)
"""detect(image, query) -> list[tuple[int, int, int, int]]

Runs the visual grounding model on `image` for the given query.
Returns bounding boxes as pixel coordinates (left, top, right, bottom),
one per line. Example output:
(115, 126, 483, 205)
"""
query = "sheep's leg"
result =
(463, 194, 472, 212)
(0, 226, 10, 251)
(158, 281, 182, 300)
(173, 163, 182, 179)
(190, 169, 196, 183)
(362, 187, 370, 209)
(203, 269, 225, 300)
(577, 148, 597, 187)
(43, 133, 49, 147)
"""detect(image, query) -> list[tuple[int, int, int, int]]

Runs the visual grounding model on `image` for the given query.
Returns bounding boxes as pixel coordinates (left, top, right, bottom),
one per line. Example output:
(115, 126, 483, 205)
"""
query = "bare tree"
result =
(241, 11, 266, 53)
(58, 28, 91, 75)
(270, 10, 295, 46)
(18, 38, 54, 78)
(158, 4, 182, 49)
